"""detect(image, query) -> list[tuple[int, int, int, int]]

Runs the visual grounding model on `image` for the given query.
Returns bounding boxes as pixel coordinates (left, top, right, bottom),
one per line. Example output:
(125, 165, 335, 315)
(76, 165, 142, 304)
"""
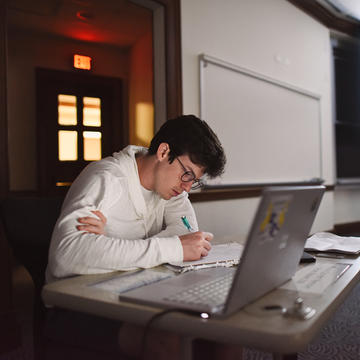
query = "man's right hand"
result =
(179, 231, 213, 261)
(77, 210, 107, 235)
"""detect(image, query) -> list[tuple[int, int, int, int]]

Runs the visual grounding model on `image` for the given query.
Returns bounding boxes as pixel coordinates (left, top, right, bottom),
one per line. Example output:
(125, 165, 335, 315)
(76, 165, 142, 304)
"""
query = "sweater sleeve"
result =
(47, 167, 183, 280)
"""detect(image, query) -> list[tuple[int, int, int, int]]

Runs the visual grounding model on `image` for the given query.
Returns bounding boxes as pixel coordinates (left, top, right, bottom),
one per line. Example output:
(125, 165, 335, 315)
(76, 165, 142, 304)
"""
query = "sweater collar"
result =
(113, 145, 164, 218)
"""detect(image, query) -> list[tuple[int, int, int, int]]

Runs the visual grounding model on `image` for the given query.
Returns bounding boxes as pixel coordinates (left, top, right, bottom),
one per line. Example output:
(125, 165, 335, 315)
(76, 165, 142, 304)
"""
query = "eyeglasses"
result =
(175, 157, 203, 190)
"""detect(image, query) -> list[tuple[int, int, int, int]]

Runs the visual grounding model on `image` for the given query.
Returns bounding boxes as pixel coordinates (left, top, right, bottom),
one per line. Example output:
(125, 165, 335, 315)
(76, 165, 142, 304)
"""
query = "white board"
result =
(200, 54, 322, 186)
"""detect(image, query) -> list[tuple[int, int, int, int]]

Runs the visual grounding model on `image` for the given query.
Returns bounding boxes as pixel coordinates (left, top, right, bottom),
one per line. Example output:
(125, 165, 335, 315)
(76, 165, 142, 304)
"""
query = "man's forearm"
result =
(48, 230, 183, 279)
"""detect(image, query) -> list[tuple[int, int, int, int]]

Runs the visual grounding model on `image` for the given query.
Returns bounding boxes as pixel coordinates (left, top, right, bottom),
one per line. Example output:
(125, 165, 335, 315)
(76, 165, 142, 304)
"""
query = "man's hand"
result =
(77, 210, 107, 235)
(179, 231, 213, 261)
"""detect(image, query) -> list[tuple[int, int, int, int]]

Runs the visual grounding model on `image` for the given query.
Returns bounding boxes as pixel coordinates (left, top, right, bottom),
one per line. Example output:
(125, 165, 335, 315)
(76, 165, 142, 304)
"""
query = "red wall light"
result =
(73, 54, 92, 70)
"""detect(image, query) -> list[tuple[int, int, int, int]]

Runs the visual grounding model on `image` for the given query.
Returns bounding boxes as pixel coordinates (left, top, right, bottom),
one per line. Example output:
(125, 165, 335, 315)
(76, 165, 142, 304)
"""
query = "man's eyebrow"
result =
(187, 165, 195, 174)
(184, 163, 196, 175)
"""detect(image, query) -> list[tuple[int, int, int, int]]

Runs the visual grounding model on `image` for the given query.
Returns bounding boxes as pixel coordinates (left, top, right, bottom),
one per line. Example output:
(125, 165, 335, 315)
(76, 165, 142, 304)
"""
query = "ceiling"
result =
(7, 0, 153, 47)
(8, 0, 360, 48)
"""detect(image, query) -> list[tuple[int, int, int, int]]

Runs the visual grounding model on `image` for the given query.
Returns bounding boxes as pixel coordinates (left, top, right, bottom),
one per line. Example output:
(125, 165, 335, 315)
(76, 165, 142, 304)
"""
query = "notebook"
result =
(304, 232, 360, 254)
(119, 185, 325, 318)
(166, 242, 244, 273)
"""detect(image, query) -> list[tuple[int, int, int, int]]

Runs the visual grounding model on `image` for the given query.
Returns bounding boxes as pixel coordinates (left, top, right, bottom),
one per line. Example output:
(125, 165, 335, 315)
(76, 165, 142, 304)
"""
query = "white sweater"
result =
(46, 145, 198, 282)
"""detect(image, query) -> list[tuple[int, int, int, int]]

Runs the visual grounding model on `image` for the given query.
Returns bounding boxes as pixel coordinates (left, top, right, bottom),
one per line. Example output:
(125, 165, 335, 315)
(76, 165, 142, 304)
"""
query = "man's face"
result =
(154, 150, 204, 200)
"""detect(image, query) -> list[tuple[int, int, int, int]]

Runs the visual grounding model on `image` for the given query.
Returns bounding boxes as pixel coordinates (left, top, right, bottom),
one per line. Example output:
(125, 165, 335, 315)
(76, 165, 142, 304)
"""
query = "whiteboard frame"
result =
(199, 53, 323, 186)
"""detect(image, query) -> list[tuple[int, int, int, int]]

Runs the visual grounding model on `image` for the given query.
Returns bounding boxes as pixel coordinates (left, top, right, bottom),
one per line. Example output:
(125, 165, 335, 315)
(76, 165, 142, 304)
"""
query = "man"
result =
(44, 115, 243, 360)
(46, 114, 226, 282)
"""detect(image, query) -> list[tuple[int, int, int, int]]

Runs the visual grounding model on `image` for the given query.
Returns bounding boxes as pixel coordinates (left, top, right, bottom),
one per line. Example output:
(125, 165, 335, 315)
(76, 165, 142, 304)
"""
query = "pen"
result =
(181, 216, 193, 232)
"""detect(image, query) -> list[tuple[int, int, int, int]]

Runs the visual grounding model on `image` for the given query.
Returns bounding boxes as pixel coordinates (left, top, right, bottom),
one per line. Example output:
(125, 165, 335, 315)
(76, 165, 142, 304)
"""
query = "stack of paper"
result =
(167, 242, 244, 273)
(305, 232, 360, 254)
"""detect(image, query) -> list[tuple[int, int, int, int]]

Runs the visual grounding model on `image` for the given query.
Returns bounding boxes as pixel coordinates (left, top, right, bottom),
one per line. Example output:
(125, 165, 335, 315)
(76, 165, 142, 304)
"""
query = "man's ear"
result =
(156, 143, 170, 161)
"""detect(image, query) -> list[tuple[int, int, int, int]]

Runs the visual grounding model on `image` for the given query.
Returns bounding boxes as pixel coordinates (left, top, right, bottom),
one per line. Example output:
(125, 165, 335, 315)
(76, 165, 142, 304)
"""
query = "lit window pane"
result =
(58, 130, 78, 161)
(58, 94, 77, 125)
(83, 131, 102, 161)
(83, 97, 101, 126)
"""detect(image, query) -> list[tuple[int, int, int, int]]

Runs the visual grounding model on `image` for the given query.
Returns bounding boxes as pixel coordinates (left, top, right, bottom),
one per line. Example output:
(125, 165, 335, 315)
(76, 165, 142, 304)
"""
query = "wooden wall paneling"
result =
(0, 4, 9, 197)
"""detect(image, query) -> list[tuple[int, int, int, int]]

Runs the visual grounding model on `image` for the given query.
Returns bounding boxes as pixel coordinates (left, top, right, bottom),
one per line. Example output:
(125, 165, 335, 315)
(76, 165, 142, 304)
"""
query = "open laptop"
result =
(119, 185, 325, 317)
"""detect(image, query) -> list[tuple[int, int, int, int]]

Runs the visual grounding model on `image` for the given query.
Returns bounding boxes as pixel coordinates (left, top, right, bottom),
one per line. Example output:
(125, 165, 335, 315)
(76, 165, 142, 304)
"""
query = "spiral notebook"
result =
(166, 242, 244, 273)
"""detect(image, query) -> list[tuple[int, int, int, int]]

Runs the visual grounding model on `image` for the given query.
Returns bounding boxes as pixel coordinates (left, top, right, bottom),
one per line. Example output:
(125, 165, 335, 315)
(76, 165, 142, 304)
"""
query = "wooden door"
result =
(36, 68, 127, 195)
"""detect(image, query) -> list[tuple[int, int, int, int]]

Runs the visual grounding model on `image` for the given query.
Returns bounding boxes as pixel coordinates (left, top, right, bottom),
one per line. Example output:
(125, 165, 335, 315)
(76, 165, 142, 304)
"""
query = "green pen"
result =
(181, 216, 193, 232)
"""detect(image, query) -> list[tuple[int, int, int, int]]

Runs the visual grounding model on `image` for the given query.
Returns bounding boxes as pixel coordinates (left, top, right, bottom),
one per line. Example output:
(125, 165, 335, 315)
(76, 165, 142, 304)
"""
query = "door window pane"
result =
(83, 97, 101, 127)
(83, 131, 102, 160)
(58, 130, 78, 160)
(58, 94, 77, 125)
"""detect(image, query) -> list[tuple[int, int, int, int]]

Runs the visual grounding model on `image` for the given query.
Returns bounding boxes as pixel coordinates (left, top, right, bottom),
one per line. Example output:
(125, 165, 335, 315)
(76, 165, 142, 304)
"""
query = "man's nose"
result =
(181, 181, 192, 193)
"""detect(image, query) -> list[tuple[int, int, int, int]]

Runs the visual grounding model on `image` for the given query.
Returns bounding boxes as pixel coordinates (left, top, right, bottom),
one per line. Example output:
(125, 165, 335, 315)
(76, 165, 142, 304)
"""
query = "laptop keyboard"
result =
(164, 271, 234, 307)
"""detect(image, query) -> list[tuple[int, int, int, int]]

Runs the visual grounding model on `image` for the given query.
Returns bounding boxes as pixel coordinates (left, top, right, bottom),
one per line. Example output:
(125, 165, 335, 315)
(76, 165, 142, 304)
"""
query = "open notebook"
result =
(305, 232, 360, 254)
(166, 243, 243, 273)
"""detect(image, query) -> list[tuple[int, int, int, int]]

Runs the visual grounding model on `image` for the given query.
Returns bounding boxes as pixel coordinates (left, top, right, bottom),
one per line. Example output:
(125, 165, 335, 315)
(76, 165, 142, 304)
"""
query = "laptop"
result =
(119, 185, 325, 317)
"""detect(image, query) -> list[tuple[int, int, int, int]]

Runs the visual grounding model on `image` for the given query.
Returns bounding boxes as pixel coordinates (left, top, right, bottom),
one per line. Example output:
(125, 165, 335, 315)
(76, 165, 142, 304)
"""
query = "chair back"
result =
(0, 197, 63, 294)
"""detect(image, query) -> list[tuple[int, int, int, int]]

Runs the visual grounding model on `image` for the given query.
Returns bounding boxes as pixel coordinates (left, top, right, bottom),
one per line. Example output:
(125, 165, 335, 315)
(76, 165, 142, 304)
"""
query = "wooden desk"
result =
(42, 237, 360, 360)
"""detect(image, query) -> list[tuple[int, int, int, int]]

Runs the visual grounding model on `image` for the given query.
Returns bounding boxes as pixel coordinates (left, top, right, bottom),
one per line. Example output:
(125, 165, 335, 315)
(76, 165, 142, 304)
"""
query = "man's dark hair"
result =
(148, 115, 226, 178)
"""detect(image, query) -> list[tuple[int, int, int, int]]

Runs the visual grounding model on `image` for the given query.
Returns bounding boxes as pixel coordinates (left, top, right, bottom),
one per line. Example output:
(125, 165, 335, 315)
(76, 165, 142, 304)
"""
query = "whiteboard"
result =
(199, 54, 322, 186)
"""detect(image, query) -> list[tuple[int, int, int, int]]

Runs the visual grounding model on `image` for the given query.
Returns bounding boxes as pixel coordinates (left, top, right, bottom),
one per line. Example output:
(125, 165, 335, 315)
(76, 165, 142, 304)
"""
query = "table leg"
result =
(181, 336, 194, 360)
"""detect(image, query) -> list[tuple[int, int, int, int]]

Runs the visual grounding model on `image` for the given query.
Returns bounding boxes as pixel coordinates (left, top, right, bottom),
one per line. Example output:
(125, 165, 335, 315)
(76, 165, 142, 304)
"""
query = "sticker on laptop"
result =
(258, 195, 292, 243)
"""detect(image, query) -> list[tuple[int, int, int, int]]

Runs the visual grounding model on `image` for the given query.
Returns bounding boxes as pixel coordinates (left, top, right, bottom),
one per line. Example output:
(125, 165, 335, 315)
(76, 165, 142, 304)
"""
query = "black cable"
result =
(137, 308, 210, 360)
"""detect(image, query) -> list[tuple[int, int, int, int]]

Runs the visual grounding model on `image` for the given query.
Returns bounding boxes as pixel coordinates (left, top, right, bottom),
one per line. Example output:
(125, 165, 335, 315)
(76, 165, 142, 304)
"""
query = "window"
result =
(332, 36, 360, 182)
(37, 68, 125, 195)
(57, 94, 102, 162)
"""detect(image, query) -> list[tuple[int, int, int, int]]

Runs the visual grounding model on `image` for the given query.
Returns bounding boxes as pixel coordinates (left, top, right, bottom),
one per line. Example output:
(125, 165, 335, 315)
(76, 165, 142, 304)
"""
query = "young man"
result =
(44, 115, 243, 360)
(46, 115, 226, 282)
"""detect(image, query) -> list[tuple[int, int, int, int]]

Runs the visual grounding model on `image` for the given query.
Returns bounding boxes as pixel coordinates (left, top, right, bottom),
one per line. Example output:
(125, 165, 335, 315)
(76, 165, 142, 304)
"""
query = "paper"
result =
(167, 242, 243, 272)
(305, 232, 360, 254)
(281, 262, 351, 294)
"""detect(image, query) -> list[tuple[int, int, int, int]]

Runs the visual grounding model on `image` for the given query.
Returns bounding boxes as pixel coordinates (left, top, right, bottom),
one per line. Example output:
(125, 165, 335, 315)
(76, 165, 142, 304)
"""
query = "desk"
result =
(42, 252, 360, 359)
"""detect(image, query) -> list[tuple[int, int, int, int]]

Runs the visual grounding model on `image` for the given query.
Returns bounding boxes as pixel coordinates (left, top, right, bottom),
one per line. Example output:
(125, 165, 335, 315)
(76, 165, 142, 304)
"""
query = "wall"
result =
(181, 0, 339, 235)
(7, 29, 129, 191)
(335, 188, 360, 224)
(128, 30, 154, 146)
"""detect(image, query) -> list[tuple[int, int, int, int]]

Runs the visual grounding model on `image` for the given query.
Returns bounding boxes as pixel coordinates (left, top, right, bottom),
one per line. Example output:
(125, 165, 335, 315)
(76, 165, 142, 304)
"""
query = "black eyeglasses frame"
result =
(175, 157, 204, 190)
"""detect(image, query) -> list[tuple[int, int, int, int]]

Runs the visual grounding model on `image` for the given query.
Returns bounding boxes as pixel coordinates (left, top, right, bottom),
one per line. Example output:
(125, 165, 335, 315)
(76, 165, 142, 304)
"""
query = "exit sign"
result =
(73, 54, 92, 70)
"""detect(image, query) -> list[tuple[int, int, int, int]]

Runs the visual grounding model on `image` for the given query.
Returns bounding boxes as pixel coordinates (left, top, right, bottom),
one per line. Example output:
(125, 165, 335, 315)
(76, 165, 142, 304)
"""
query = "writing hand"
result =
(179, 231, 213, 261)
(77, 210, 107, 235)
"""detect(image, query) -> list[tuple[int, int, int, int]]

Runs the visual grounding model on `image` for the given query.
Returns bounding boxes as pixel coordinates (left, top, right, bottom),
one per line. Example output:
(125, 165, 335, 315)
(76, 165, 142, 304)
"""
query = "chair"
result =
(0, 217, 22, 355)
(0, 196, 129, 360)
(0, 196, 63, 359)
